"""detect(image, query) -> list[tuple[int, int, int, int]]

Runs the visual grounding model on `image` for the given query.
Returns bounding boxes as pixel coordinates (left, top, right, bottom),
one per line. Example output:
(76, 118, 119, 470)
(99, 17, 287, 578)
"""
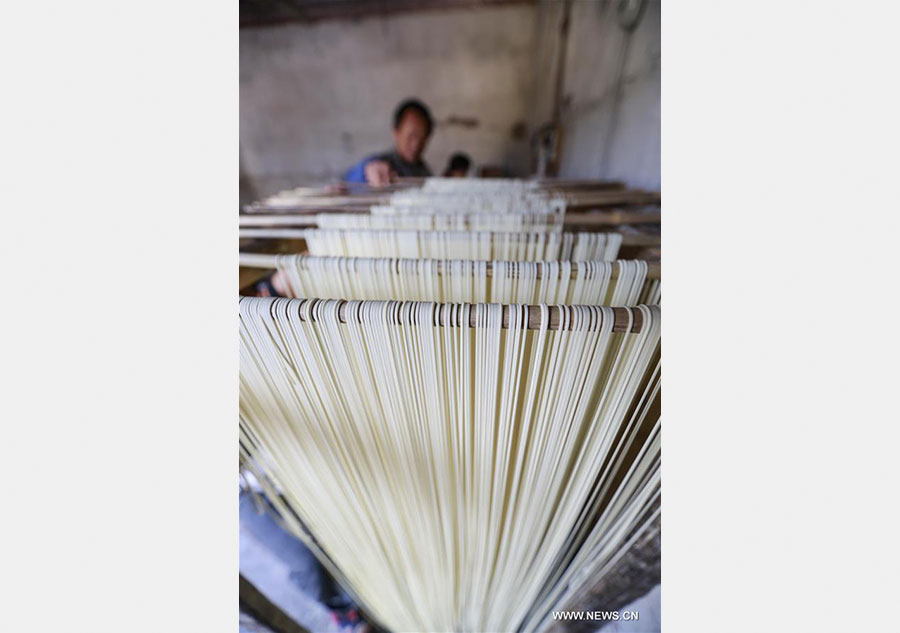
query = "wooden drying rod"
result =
(246, 189, 660, 213)
(238, 209, 661, 228)
(390, 177, 627, 191)
(267, 178, 625, 197)
(243, 297, 647, 333)
(238, 228, 661, 248)
(238, 253, 662, 280)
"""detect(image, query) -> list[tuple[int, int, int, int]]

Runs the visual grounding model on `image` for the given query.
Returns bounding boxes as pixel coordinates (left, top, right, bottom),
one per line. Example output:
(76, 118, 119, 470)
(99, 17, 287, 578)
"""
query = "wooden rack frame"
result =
(245, 189, 660, 214)
(238, 209, 660, 228)
(389, 177, 628, 191)
(238, 228, 661, 248)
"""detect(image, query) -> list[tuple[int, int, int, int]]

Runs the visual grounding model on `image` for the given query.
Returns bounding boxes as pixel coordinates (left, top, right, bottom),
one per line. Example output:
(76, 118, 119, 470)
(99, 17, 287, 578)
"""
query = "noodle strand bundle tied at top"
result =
(240, 297, 661, 633)
(301, 229, 622, 261)
(274, 255, 661, 306)
(378, 180, 564, 214)
(314, 211, 565, 232)
(419, 176, 541, 194)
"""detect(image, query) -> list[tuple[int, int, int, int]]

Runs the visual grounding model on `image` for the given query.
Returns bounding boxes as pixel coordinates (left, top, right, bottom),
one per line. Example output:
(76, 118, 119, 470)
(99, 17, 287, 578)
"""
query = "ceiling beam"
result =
(240, 0, 535, 29)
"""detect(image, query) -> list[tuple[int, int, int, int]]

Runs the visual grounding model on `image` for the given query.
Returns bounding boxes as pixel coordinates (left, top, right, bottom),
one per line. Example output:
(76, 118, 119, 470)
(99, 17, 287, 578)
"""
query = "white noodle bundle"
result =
(381, 186, 565, 215)
(303, 229, 621, 261)
(315, 211, 563, 232)
(420, 177, 539, 193)
(374, 195, 565, 215)
(255, 186, 338, 208)
(240, 297, 661, 633)
(275, 255, 660, 305)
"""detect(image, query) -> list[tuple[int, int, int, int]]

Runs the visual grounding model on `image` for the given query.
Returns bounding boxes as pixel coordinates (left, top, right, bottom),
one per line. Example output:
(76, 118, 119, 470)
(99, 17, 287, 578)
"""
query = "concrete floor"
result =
(239, 610, 278, 633)
(240, 492, 345, 633)
(599, 585, 661, 633)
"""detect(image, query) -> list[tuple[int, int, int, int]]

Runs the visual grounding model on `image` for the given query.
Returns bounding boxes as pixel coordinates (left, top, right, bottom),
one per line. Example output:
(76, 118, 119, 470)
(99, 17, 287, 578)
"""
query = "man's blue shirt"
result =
(343, 150, 432, 183)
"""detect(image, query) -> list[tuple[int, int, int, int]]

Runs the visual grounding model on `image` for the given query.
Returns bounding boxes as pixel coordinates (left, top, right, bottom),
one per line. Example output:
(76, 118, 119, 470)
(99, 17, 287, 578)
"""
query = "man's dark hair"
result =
(394, 98, 434, 137)
(448, 153, 471, 172)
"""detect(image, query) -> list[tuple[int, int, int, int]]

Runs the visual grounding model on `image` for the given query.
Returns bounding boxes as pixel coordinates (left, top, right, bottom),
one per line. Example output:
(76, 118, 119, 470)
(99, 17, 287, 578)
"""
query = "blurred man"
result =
(344, 98, 434, 186)
(442, 152, 472, 177)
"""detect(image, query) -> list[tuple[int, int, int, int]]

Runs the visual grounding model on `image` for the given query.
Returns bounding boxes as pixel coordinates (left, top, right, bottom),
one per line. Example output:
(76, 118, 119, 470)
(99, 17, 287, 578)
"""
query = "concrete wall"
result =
(239, 0, 660, 196)
(553, 0, 660, 189)
(240, 4, 540, 196)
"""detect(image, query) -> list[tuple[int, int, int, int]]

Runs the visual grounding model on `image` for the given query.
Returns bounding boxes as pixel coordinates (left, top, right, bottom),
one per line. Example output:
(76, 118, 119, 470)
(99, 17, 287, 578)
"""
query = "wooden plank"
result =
(238, 209, 660, 228)
(237, 228, 660, 248)
(239, 238, 308, 293)
(241, 0, 535, 28)
(239, 574, 310, 633)
(240, 215, 319, 227)
(563, 190, 661, 208)
(392, 177, 627, 191)
(564, 210, 660, 226)
(619, 233, 661, 247)
(534, 179, 626, 191)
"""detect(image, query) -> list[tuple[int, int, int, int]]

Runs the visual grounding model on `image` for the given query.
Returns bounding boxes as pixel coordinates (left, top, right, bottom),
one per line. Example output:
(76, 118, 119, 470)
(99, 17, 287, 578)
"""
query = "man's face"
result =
(393, 111, 430, 163)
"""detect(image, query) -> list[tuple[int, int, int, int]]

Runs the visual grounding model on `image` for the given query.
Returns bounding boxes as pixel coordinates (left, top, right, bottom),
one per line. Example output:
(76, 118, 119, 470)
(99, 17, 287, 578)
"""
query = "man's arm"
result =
(344, 155, 395, 186)
(363, 160, 393, 186)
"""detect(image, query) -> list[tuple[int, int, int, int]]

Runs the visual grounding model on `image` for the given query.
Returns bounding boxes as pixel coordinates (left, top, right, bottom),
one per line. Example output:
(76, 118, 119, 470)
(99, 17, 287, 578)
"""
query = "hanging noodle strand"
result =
(273, 255, 660, 305)
(302, 229, 622, 261)
(239, 297, 661, 633)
